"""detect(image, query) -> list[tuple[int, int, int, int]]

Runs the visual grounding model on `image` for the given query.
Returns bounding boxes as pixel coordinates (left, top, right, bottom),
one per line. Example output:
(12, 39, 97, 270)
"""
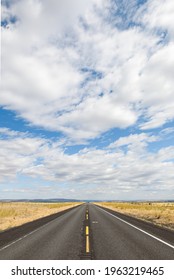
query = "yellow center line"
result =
(86, 236, 90, 253)
(85, 210, 90, 253)
(86, 226, 89, 235)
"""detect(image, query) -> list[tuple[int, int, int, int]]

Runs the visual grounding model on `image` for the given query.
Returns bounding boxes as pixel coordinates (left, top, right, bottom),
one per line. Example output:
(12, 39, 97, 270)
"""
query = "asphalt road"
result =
(0, 203, 174, 259)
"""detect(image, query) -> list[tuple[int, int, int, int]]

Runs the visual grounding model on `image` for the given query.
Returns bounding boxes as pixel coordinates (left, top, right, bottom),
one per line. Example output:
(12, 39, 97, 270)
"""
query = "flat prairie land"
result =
(95, 202, 174, 231)
(0, 202, 82, 231)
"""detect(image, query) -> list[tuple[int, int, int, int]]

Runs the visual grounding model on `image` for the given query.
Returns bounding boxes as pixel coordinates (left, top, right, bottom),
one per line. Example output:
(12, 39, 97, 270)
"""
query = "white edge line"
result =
(0, 218, 57, 252)
(98, 206, 174, 250)
(0, 206, 78, 252)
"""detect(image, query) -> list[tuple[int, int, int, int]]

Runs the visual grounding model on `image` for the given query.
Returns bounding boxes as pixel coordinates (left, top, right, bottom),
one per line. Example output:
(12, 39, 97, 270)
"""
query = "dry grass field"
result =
(96, 202, 174, 231)
(0, 202, 82, 231)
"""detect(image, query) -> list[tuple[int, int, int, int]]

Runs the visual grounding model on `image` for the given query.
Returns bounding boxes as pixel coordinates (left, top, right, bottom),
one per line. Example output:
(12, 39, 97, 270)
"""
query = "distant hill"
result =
(0, 198, 83, 203)
(1, 199, 173, 203)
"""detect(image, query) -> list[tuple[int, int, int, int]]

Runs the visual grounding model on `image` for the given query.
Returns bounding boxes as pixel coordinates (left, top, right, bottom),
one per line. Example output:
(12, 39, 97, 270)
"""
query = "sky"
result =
(1, 0, 174, 201)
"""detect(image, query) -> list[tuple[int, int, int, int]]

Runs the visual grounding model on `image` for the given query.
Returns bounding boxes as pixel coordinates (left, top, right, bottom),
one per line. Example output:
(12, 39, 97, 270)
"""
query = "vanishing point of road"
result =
(0, 203, 174, 259)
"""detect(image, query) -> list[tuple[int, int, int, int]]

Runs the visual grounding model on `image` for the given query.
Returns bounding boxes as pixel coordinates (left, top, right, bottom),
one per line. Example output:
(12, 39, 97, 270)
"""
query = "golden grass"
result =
(0, 202, 83, 231)
(95, 202, 174, 231)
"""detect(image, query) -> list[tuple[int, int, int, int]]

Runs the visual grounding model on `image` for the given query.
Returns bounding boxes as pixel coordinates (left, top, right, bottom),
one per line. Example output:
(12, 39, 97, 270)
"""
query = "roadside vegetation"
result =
(95, 202, 174, 231)
(0, 202, 82, 231)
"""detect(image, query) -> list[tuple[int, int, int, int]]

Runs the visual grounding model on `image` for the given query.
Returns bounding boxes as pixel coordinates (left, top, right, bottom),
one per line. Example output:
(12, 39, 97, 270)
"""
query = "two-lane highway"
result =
(0, 203, 174, 259)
